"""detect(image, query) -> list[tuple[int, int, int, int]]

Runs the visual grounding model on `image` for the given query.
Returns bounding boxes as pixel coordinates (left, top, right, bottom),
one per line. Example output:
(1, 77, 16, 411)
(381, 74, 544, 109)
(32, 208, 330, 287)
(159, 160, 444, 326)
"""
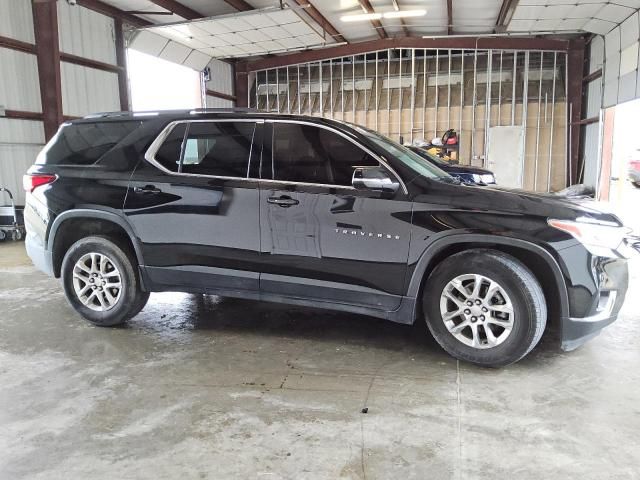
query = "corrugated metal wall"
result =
(582, 37, 605, 190)
(58, 1, 121, 117)
(602, 11, 640, 108)
(0, 2, 123, 206)
(206, 59, 234, 96)
(0, 0, 41, 206)
(582, 10, 639, 192)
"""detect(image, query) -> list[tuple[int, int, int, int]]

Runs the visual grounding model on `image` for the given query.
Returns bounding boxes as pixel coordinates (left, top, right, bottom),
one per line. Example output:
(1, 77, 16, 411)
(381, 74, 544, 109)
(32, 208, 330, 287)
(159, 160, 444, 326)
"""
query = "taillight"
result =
(23, 174, 56, 193)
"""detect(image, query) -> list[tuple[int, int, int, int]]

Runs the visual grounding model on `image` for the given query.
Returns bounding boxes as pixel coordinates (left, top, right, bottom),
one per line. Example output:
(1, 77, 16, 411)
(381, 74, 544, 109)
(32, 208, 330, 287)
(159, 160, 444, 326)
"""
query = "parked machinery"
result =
(0, 188, 25, 241)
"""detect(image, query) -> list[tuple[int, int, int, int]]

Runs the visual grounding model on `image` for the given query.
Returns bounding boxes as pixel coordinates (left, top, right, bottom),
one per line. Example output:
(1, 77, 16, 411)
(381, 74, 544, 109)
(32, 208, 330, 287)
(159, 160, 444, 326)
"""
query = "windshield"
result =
(352, 125, 450, 180)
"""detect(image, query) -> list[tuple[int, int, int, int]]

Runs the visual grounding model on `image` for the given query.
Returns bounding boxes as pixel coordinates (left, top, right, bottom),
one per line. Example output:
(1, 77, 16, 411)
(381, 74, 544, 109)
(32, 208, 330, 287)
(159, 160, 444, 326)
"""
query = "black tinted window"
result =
(154, 123, 186, 172)
(180, 122, 255, 177)
(40, 121, 141, 165)
(270, 123, 378, 186)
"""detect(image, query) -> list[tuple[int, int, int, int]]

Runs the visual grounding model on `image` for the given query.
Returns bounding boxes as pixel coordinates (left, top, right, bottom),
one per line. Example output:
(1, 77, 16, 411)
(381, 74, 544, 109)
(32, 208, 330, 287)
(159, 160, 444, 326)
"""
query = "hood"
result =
(411, 179, 623, 225)
(444, 164, 493, 176)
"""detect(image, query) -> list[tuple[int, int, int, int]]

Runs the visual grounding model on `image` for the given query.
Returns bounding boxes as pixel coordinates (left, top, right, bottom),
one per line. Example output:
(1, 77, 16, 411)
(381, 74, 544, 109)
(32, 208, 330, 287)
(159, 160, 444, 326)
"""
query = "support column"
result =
(32, 0, 63, 141)
(114, 19, 129, 111)
(566, 38, 585, 186)
(235, 61, 248, 108)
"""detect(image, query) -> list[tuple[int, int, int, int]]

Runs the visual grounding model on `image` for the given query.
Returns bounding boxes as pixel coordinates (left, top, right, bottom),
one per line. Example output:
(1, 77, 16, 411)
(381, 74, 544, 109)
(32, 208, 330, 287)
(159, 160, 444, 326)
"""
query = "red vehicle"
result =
(630, 157, 640, 187)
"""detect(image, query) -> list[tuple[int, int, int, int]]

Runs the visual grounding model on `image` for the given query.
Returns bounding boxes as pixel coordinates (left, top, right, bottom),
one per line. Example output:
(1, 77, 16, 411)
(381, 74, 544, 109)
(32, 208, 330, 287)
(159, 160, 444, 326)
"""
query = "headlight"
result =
(548, 218, 635, 258)
(481, 174, 495, 184)
(471, 174, 482, 183)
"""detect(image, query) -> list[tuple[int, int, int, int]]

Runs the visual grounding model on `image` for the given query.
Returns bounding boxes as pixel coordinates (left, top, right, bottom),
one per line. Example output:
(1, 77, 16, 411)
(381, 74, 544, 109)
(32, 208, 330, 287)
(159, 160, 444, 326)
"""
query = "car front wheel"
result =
(423, 249, 547, 367)
(61, 236, 149, 326)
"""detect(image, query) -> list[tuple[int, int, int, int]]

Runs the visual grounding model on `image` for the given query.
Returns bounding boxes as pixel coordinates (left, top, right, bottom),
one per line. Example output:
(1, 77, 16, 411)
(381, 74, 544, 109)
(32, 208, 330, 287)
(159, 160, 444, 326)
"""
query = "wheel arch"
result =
(407, 234, 570, 324)
(48, 209, 143, 278)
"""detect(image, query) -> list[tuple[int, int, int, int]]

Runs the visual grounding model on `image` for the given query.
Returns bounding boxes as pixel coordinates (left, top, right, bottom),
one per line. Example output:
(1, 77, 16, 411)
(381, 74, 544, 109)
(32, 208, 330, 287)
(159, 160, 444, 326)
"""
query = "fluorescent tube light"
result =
(341, 13, 383, 22)
(383, 9, 426, 19)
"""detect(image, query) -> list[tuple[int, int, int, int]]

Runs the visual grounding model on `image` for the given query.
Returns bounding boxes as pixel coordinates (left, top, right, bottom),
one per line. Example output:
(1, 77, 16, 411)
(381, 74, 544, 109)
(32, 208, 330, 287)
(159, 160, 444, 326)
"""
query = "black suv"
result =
(24, 110, 637, 366)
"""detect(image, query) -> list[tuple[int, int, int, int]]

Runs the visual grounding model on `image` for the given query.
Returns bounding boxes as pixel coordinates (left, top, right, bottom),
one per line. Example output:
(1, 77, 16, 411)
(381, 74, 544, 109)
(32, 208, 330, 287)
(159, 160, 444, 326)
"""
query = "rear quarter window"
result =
(38, 121, 142, 165)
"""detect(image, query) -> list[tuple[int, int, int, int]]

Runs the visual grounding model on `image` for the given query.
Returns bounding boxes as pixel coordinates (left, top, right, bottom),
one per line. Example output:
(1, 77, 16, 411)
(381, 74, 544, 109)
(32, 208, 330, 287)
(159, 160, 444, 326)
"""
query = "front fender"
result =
(404, 233, 570, 320)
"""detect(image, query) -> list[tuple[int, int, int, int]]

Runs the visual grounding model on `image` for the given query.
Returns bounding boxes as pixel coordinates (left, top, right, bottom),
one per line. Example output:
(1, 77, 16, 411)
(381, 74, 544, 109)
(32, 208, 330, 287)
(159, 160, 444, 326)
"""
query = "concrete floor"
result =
(1, 187, 640, 479)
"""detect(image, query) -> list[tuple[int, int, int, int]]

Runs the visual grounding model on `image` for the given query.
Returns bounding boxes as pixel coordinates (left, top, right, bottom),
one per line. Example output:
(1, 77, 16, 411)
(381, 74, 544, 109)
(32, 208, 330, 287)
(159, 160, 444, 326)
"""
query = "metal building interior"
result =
(1, 0, 640, 478)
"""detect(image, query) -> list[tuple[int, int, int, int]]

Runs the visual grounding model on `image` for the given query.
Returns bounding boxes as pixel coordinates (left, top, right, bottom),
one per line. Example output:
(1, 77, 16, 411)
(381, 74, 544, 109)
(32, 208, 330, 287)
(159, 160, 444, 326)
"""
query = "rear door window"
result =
(180, 122, 255, 177)
(151, 121, 257, 178)
(154, 123, 187, 172)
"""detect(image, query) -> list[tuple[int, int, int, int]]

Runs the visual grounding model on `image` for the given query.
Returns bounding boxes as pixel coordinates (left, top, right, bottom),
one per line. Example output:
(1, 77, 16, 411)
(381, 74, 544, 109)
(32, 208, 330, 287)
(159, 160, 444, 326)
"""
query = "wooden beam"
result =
(357, 0, 388, 39)
(245, 36, 571, 71)
(60, 52, 122, 73)
(222, 0, 253, 11)
(76, 0, 152, 28)
(495, 0, 518, 31)
(234, 61, 248, 108)
(3, 110, 43, 121)
(447, 0, 453, 35)
(567, 37, 585, 186)
(206, 89, 236, 102)
(0, 35, 36, 54)
(572, 116, 599, 126)
(114, 19, 130, 111)
(290, 0, 347, 43)
(32, 0, 63, 141)
(148, 0, 202, 20)
(582, 68, 602, 84)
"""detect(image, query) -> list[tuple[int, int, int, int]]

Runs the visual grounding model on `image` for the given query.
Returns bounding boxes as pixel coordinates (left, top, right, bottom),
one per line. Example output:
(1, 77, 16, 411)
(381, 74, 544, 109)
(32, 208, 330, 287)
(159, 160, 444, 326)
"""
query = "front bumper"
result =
(560, 257, 629, 351)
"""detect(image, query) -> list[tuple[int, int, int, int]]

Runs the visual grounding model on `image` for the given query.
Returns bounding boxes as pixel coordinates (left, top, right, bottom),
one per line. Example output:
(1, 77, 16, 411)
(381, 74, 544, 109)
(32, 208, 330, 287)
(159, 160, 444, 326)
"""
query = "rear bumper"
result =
(25, 232, 54, 277)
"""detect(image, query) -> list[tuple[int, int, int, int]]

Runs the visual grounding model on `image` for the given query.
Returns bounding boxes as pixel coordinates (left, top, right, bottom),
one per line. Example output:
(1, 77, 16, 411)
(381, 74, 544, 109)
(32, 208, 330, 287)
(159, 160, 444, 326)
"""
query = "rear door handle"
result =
(133, 185, 162, 194)
(267, 196, 299, 207)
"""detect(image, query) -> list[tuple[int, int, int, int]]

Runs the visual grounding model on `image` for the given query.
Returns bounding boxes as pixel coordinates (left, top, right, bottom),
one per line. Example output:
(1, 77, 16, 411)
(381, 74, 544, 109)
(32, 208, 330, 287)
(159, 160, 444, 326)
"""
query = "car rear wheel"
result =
(61, 236, 149, 326)
(423, 249, 546, 367)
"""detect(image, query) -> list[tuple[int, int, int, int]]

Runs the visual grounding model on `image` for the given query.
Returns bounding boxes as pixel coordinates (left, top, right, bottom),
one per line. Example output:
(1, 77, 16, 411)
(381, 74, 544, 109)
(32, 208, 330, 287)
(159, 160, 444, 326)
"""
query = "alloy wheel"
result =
(439, 273, 514, 349)
(72, 252, 123, 311)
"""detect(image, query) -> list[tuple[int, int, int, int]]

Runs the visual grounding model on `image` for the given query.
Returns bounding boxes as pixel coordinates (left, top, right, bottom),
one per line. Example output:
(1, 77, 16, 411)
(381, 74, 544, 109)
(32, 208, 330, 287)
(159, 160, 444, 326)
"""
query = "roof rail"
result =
(82, 107, 259, 119)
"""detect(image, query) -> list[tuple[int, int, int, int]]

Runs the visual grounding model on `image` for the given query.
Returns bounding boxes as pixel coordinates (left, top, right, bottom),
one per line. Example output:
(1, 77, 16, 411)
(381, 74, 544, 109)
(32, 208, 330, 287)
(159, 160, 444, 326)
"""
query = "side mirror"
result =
(352, 167, 400, 193)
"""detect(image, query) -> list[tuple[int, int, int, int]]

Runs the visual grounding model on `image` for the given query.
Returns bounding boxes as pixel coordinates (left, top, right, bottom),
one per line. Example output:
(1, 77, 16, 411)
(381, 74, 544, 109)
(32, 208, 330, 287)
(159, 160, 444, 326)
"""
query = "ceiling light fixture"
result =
(384, 9, 427, 19)
(341, 9, 427, 22)
(341, 13, 383, 22)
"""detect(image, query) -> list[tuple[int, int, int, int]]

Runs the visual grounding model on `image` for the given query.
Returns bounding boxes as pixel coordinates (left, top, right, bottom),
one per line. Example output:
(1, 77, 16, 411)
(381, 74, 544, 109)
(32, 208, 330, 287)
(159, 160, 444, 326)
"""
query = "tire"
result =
(423, 249, 546, 367)
(61, 236, 150, 326)
(633, 181, 640, 188)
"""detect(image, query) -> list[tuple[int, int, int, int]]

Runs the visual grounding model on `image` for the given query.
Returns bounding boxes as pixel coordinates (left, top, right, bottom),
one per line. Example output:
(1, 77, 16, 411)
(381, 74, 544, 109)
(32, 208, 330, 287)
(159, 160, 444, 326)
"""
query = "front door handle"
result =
(133, 185, 162, 194)
(267, 196, 299, 207)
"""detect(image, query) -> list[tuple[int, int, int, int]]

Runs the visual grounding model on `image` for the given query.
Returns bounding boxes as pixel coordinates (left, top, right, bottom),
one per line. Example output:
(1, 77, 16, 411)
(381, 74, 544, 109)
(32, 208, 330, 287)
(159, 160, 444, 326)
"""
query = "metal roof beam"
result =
(290, 0, 347, 44)
(243, 36, 571, 71)
(391, 0, 410, 36)
(148, 0, 203, 20)
(222, 0, 254, 11)
(76, 0, 152, 27)
(495, 0, 519, 32)
(357, 0, 388, 39)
